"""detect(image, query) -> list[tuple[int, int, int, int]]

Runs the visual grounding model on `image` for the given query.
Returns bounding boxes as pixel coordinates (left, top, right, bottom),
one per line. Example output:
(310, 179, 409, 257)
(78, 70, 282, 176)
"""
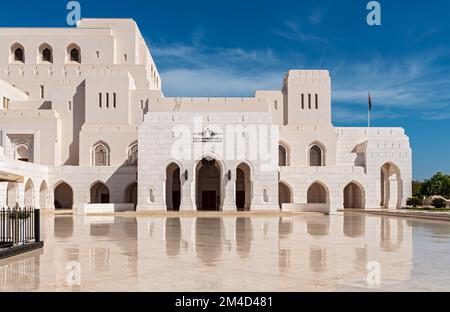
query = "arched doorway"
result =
(380, 163, 403, 209)
(307, 182, 328, 204)
(90, 182, 110, 204)
(24, 179, 34, 207)
(343, 182, 365, 209)
(236, 163, 252, 211)
(125, 182, 137, 210)
(196, 157, 222, 211)
(54, 182, 74, 209)
(279, 182, 292, 209)
(166, 163, 181, 211)
(39, 181, 49, 209)
(6, 182, 18, 208)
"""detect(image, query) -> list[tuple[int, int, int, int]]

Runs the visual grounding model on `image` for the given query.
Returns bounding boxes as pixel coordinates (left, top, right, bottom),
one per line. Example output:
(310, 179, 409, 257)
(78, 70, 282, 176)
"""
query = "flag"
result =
(368, 92, 372, 111)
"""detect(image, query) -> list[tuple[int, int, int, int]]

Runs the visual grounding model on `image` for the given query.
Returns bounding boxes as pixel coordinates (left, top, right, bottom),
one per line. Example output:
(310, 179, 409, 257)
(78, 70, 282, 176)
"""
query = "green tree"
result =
(422, 173, 450, 198)
(412, 180, 424, 197)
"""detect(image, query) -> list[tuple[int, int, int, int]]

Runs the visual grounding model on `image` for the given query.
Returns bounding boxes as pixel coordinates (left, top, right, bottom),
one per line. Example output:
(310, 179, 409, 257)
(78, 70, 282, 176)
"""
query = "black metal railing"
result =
(0, 206, 40, 249)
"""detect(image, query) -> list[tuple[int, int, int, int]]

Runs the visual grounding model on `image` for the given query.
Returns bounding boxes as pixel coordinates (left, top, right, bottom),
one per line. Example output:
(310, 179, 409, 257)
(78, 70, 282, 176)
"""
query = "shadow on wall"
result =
(65, 81, 86, 166)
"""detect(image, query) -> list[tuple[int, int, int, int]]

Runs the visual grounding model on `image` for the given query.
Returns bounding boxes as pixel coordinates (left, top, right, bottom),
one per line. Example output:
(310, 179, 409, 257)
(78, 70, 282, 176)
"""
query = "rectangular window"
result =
(315, 94, 319, 109)
(40, 85, 44, 99)
(113, 93, 117, 109)
(106, 93, 109, 108)
(98, 93, 102, 108)
(274, 100, 278, 110)
(301, 94, 304, 109)
(68, 101, 72, 111)
(308, 94, 311, 109)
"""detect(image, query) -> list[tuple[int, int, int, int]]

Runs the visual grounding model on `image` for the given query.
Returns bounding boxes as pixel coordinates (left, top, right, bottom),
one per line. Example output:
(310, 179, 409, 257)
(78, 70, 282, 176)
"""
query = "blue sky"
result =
(1, 0, 449, 180)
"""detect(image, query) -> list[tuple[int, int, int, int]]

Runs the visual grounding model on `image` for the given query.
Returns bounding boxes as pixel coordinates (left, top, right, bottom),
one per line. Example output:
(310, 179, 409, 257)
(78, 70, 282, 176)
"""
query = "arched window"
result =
(309, 144, 325, 166)
(128, 144, 138, 166)
(39, 43, 53, 63)
(10, 43, 25, 63)
(279, 145, 288, 166)
(67, 43, 81, 63)
(15, 144, 31, 162)
(93, 142, 110, 166)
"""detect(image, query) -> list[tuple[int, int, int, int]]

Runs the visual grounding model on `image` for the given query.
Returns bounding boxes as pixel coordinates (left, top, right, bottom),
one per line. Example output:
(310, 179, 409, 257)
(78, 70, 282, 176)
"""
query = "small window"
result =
(274, 100, 278, 110)
(315, 94, 319, 109)
(106, 93, 109, 108)
(40, 85, 44, 99)
(301, 94, 304, 109)
(96, 51, 100, 59)
(308, 94, 311, 109)
(113, 93, 117, 109)
(98, 93, 102, 108)
(68, 101, 72, 111)
(124, 54, 128, 61)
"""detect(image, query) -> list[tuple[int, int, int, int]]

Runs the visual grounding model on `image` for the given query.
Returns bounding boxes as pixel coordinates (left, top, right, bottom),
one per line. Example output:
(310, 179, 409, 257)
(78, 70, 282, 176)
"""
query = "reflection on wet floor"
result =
(1, 212, 450, 291)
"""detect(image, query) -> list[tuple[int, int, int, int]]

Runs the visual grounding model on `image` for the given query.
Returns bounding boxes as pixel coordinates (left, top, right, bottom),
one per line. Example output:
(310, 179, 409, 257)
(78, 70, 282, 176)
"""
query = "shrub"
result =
(432, 198, 447, 209)
(407, 197, 422, 208)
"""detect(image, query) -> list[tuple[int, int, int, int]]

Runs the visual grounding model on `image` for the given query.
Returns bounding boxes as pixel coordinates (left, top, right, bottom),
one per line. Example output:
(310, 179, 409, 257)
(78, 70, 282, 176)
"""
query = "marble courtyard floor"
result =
(1, 212, 450, 292)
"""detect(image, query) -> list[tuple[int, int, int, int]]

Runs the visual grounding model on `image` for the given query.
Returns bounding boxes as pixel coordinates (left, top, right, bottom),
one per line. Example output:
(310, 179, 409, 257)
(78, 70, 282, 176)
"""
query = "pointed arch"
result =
(195, 155, 223, 211)
(307, 141, 326, 167)
(54, 180, 73, 209)
(279, 181, 293, 209)
(38, 43, 53, 63)
(39, 180, 49, 209)
(6, 182, 18, 208)
(92, 141, 110, 166)
(343, 181, 366, 209)
(307, 181, 329, 204)
(380, 162, 403, 209)
(128, 141, 138, 166)
(166, 162, 181, 211)
(66, 43, 81, 63)
(89, 181, 110, 204)
(10, 42, 25, 63)
(236, 162, 252, 211)
(24, 179, 35, 207)
(278, 141, 290, 167)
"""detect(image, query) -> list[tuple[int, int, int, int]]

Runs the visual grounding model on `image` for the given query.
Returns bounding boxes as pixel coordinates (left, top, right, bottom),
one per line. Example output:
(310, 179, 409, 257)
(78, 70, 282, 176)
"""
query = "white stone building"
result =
(0, 19, 412, 214)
